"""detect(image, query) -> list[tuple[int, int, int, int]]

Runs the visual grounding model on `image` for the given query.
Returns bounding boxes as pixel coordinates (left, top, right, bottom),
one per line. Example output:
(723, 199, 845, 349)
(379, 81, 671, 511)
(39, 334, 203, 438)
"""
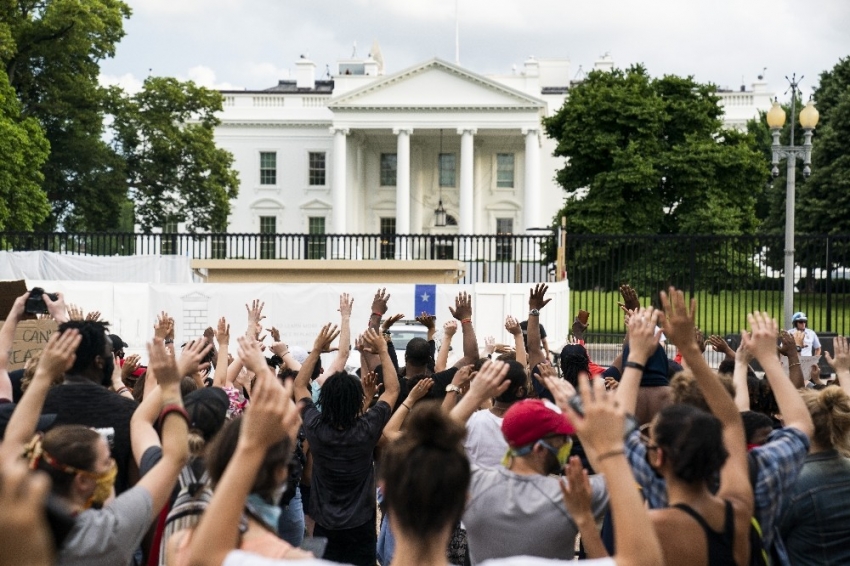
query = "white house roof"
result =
(329, 58, 546, 111)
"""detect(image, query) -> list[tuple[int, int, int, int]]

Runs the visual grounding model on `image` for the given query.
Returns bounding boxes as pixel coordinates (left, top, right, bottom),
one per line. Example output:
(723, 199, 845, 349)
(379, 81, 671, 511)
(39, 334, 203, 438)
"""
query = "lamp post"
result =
(767, 74, 819, 328)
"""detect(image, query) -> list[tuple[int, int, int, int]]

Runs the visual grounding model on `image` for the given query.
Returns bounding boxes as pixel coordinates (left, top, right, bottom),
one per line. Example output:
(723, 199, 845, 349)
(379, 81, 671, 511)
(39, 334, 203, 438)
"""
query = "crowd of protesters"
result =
(1, 282, 849, 566)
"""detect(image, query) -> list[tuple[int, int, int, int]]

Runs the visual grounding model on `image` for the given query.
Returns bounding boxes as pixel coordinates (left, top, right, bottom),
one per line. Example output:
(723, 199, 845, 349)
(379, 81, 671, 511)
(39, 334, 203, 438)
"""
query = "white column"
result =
(331, 127, 349, 233)
(523, 128, 541, 231)
(394, 128, 412, 234)
(458, 128, 476, 234)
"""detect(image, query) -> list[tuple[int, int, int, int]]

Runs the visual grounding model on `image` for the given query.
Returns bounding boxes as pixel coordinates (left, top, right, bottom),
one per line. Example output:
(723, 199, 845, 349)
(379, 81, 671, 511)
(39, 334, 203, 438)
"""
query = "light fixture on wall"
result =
(435, 128, 447, 227)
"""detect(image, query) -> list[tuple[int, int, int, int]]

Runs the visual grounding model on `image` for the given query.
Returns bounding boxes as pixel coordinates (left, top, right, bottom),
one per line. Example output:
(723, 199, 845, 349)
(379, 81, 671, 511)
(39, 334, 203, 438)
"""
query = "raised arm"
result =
(0, 293, 29, 401)
(322, 293, 353, 376)
(0, 329, 81, 463)
(526, 284, 552, 369)
(661, 289, 750, 506)
(244, 299, 266, 340)
(380, 378, 434, 445)
(826, 335, 850, 396)
(562, 377, 664, 566)
(435, 320, 457, 372)
(132, 338, 190, 516)
(187, 365, 300, 566)
(614, 308, 660, 415)
(505, 315, 527, 366)
(778, 330, 806, 390)
(293, 324, 337, 402)
(743, 313, 814, 440)
(212, 317, 230, 388)
(731, 334, 752, 412)
(448, 292, 479, 367)
(449, 360, 509, 425)
(363, 328, 399, 408)
(416, 313, 437, 342)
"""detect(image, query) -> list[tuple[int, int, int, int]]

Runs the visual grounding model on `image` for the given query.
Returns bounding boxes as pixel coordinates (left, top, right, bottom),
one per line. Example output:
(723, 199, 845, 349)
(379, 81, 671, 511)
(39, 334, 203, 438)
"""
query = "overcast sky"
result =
(100, 0, 850, 100)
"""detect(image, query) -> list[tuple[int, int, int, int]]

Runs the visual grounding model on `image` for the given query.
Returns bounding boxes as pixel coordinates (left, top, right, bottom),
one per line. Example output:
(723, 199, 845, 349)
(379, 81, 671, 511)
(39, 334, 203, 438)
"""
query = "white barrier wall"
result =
(25, 279, 570, 364)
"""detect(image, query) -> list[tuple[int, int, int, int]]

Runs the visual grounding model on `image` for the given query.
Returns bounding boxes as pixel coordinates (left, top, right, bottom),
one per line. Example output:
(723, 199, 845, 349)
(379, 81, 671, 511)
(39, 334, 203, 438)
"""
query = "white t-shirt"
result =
(787, 327, 821, 356)
(481, 557, 616, 566)
(464, 409, 508, 468)
(223, 550, 339, 566)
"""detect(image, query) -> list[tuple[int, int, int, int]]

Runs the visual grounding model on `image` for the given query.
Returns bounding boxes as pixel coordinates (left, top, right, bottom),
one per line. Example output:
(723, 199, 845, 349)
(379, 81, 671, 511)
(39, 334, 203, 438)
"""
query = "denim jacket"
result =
(778, 450, 850, 566)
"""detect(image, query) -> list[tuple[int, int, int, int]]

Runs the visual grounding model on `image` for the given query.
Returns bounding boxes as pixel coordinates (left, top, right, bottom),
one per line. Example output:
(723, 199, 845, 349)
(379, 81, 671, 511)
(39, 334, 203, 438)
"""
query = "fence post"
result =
(689, 238, 696, 298)
(825, 235, 832, 332)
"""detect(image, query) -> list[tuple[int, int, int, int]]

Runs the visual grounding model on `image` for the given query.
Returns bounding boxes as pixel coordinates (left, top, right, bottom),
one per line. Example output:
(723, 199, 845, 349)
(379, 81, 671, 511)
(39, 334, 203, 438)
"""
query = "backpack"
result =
(158, 461, 213, 566)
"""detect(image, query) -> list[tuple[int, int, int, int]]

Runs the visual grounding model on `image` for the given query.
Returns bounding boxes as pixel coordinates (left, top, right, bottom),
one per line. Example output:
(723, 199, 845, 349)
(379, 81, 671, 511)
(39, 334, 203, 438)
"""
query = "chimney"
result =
(296, 56, 316, 90)
(524, 56, 539, 77)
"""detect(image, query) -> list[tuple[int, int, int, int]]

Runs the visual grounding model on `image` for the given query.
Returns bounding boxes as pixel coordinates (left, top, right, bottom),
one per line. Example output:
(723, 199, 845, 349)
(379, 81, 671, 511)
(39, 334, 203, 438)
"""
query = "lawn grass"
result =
(571, 289, 850, 336)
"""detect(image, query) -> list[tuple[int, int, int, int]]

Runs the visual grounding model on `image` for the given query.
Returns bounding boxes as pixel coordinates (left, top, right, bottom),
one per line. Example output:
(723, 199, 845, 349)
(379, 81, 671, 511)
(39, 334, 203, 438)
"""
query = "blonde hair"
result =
(20, 353, 63, 393)
(801, 387, 850, 454)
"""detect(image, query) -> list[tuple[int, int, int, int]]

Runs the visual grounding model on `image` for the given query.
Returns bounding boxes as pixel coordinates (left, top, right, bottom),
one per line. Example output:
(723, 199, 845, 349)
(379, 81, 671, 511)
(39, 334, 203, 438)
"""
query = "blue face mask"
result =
(246, 493, 283, 530)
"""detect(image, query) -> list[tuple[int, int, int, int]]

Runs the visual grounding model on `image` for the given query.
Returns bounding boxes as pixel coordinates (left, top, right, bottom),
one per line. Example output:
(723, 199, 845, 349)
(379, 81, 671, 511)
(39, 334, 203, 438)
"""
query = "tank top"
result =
(672, 500, 736, 566)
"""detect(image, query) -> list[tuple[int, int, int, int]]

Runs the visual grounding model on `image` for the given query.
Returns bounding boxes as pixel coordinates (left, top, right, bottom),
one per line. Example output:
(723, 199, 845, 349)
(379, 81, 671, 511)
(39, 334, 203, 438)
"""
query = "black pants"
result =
(314, 517, 376, 566)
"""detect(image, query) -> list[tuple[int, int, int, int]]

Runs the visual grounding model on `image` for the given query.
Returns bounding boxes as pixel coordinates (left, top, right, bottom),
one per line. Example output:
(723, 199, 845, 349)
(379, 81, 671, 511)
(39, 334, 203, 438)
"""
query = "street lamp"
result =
(768, 74, 819, 328)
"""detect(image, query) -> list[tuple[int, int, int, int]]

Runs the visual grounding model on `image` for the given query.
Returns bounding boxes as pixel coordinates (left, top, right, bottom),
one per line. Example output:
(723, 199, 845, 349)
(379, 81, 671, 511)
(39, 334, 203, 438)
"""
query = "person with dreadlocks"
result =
(293, 295, 400, 566)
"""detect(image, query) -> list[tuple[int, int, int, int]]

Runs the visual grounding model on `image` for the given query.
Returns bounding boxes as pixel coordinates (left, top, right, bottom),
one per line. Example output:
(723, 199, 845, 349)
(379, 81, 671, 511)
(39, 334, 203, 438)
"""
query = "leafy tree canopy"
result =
(106, 77, 239, 233)
(543, 65, 767, 236)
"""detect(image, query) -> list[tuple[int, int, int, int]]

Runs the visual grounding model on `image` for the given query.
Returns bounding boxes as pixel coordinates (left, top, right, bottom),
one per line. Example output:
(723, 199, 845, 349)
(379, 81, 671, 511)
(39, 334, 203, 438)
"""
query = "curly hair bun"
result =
(404, 401, 466, 452)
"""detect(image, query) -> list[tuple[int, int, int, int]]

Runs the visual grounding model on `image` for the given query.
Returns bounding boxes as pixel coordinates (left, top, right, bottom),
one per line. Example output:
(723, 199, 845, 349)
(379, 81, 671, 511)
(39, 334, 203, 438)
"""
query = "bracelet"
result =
(401, 403, 412, 411)
(164, 339, 174, 344)
(596, 449, 625, 462)
(157, 404, 190, 429)
(789, 362, 801, 367)
(461, 318, 472, 325)
(371, 312, 383, 318)
(624, 361, 645, 371)
(116, 387, 131, 395)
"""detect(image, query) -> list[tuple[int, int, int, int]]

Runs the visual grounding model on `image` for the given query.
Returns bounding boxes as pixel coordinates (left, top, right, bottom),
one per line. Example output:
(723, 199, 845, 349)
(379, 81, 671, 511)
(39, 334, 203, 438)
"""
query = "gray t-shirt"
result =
(463, 466, 608, 565)
(464, 410, 507, 469)
(58, 486, 153, 566)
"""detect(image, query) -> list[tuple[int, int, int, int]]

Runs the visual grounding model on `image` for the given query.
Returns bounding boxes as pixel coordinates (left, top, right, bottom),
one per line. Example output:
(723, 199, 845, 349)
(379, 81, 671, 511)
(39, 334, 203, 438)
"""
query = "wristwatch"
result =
(528, 309, 540, 316)
(445, 385, 463, 396)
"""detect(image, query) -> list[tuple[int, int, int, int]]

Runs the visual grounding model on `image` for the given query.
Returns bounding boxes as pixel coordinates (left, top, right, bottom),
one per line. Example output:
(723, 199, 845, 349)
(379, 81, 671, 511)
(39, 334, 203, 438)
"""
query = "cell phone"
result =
(300, 536, 329, 558)
(25, 287, 59, 315)
(568, 394, 636, 438)
(578, 310, 589, 326)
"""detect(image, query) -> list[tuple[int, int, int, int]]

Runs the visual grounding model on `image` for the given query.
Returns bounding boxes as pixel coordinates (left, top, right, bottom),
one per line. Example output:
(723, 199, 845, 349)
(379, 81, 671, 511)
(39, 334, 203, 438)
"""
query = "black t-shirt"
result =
(400, 366, 459, 405)
(300, 397, 392, 530)
(519, 320, 547, 345)
(41, 381, 138, 494)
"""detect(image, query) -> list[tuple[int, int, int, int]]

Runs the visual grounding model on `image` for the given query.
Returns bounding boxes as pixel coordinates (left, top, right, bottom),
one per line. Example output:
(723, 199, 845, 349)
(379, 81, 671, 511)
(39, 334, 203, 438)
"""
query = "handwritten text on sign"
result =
(0, 319, 59, 372)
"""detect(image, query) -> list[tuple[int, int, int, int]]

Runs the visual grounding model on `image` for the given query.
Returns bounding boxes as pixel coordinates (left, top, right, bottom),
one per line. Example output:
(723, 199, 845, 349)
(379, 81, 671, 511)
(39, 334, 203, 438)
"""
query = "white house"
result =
(213, 52, 774, 241)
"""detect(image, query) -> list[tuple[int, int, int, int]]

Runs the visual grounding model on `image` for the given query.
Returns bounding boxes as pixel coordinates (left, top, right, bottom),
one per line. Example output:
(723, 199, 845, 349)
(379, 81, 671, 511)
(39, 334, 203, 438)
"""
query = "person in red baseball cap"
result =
(451, 363, 609, 564)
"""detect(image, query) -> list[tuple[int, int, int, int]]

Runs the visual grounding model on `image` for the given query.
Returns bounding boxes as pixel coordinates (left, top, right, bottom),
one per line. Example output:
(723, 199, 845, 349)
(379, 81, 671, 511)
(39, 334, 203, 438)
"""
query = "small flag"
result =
(414, 284, 437, 317)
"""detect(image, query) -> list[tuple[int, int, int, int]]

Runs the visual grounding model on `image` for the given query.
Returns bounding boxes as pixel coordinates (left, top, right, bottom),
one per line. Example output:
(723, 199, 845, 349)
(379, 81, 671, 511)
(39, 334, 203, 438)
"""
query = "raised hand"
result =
(245, 300, 266, 325)
(84, 310, 102, 322)
(177, 338, 213, 378)
(617, 284, 640, 312)
(382, 313, 405, 333)
(826, 336, 850, 374)
(539, 364, 577, 410)
(154, 311, 173, 341)
(67, 303, 84, 321)
(466, 360, 510, 400)
(216, 317, 230, 346)
(237, 334, 270, 376)
(505, 315, 521, 336)
(361, 327, 387, 354)
(242, 369, 301, 450)
(741, 312, 781, 363)
(778, 330, 798, 358)
(371, 288, 390, 316)
(734, 334, 753, 365)
(269, 326, 281, 343)
(338, 293, 354, 318)
(708, 334, 735, 357)
(361, 371, 379, 401)
(443, 319, 458, 337)
(203, 326, 215, 342)
(484, 336, 496, 356)
(528, 284, 551, 311)
(450, 364, 475, 388)
(313, 323, 340, 353)
(659, 287, 697, 350)
(562, 375, 625, 464)
(148, 337, 181, 388)
(571, 310, 589, 341)
(0, 459, 54, 566)
(42, 292, 68, 323)
(626, 307, 661, 362)
(407, 377, 434, 403)
(35, 328, 82, 381)
(121, 353, 141, 380)
(449, 291, 472, 321)
(415, 312, 436, 331)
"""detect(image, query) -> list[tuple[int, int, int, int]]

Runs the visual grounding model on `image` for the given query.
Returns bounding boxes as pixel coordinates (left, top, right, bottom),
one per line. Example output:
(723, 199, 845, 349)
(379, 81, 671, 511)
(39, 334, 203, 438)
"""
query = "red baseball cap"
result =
(501, 399, 575, 448)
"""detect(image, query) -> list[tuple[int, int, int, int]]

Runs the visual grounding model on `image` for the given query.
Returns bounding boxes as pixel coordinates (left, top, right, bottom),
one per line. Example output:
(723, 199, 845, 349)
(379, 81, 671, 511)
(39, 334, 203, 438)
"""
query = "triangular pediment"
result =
(329, 59, 544, 111)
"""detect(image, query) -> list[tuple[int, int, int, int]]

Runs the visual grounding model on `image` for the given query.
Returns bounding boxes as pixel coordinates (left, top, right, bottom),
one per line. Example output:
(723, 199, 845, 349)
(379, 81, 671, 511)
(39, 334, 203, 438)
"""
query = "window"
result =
(160, 220, 178, 255)
(260, 152, 277, 185)
(439, 153, 456, 187)
(380, 153, 397, 186)
(380, 217, 396, 259)
(307, 216, 326, 259)
(309, 152, 326, 186)
(259, 216, 276, 259)
(496, 153, 515, 188)
(495, 218, 514, 261)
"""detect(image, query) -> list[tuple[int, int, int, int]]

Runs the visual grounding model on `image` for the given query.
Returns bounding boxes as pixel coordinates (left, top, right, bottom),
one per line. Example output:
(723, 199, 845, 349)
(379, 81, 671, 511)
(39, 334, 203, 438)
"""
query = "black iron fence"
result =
(2, 231, 848, 334)
(567, 234, 850, 336)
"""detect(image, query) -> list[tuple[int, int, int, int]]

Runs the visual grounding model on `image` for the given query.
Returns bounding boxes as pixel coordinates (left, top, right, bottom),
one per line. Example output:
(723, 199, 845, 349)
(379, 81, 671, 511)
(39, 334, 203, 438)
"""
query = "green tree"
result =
(544, 65, 766, 236)
(0, 68, 50, 230)
(2, 0, 133, 230)
(106, 77, 240, 233)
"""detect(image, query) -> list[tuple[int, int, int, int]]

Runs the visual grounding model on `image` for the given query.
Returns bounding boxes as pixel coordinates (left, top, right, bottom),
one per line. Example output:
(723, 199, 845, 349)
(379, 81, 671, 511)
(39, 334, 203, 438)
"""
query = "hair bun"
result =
(405, 402, 465, 452)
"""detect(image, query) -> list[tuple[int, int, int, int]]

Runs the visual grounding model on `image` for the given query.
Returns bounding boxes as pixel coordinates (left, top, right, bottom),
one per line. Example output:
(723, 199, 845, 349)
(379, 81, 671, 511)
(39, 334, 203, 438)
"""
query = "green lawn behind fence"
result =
(571, 290, 850, 336)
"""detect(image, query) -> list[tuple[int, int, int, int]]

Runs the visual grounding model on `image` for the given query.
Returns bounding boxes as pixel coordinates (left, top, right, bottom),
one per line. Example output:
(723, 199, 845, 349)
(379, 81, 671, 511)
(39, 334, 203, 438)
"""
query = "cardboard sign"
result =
(0, 279, 33, 321)
(0, 319, 59, 371)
